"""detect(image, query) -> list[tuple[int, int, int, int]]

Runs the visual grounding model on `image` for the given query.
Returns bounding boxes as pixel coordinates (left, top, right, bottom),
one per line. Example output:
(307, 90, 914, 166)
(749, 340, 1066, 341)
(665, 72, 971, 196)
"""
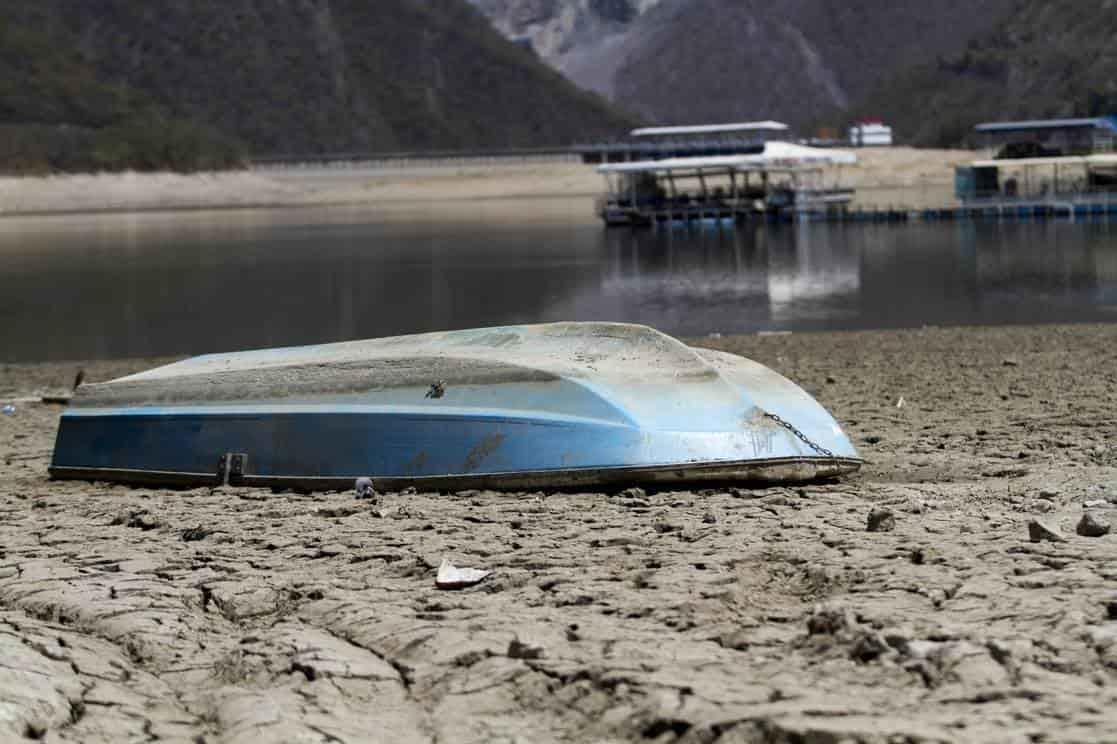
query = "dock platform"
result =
(607, 198, 1117, 227)
(809, 198, 1117, 223)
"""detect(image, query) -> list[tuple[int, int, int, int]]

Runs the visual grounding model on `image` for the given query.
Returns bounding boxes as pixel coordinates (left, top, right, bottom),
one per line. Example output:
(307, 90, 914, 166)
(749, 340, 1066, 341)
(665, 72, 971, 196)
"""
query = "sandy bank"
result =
(0, 147, 976, 218)
(2, 323, 1116, 742)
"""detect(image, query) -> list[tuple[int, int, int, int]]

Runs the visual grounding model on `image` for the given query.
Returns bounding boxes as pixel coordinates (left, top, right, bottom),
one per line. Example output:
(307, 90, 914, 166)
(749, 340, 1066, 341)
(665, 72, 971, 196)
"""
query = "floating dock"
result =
(799, 197, 1117, 224)
(602, 197, 1117, 227)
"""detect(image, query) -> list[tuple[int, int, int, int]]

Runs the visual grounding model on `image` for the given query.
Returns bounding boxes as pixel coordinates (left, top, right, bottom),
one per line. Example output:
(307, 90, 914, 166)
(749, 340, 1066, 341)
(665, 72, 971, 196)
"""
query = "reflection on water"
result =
(2, 203, 1117, 362)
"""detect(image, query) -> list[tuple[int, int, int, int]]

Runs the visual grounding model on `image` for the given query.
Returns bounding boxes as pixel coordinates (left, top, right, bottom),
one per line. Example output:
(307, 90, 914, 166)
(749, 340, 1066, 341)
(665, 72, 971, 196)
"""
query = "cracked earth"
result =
(2, 324, 1117, 743)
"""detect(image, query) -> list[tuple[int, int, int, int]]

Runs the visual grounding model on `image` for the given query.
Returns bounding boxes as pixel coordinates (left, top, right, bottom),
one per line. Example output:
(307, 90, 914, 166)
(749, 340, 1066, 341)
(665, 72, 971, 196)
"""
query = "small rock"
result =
(825, 376, 837, 384)
(807, 605, 854, 636)
(1028, 519, 1066, 543)
(702, 511, 718, 524)
(1037, 489, 1060, 501)
(1002, 358, 1020, 367)
(435, 558, 491, 590)
(181, 526, 210, 542)
(507, 639, 544, 660)
(1084, 500, 1111, 509)
(863, 435, 883, 445)
(850, 631, 890, 663)
(653, 521, 683, 534)
(619, 487, 646, 500)
(355, 477, 376, 499)
(867, 508, 896, 532)
(1077, 512, 1111, 538)
(112, 509, 161, 531)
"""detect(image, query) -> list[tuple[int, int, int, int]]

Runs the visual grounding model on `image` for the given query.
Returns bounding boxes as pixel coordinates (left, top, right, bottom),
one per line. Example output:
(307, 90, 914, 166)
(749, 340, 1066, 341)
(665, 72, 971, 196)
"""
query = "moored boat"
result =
(50, 323, 860, 490)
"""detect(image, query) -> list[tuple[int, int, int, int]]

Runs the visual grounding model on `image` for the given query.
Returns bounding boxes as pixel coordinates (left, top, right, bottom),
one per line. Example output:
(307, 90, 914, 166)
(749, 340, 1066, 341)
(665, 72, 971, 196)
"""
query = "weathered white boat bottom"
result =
(50, 456, 861, 492)
(50, 322, 862, 493)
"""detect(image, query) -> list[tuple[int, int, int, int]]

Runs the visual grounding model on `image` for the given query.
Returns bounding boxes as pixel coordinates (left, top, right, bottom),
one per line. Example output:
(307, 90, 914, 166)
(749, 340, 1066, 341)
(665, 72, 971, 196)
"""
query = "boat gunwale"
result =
(49, 456, 863, 492)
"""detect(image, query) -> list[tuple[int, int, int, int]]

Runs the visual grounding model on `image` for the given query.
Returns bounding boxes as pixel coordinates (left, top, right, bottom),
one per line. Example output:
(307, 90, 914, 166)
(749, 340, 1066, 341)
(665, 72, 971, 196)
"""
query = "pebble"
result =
(507, 639, 545, 660)
(114, 509, 162, 531)
(181, 526, 210, 542)
(807, 605, 854, 636)
(354, 477, 376, 499)
(867, 508, 896, 532)
(1077, 512, 1111, 538)
(1028, 519, 1066, 543)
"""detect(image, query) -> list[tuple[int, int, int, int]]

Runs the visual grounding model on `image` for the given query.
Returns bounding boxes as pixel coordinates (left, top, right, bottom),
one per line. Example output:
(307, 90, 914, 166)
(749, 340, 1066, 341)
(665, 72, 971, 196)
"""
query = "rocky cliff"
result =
(471, 0, 1017, 133)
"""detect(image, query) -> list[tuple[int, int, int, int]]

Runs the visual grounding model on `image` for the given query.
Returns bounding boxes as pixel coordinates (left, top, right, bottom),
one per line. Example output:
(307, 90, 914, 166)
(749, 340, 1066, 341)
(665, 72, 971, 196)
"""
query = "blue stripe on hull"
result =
(52, 408, 825, 481)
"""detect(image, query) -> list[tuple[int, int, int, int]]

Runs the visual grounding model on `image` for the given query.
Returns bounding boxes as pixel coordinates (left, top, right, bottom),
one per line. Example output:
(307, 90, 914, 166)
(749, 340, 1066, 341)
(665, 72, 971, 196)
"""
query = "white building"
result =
(849, 121, 893, 147)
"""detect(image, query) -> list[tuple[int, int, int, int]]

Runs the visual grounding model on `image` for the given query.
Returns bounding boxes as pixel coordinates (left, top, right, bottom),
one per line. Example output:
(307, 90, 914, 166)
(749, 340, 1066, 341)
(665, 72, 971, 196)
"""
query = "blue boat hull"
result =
(50, 323, 860, 490)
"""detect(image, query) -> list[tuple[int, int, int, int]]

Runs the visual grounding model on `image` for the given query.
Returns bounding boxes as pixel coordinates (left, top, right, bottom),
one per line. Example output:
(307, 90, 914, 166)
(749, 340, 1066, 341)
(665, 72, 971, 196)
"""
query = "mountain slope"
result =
(472, 0, 1016, 130)
(0, 10, 241, 173)
(0, 0, 634, 171)
(854, 0, 1117, 146)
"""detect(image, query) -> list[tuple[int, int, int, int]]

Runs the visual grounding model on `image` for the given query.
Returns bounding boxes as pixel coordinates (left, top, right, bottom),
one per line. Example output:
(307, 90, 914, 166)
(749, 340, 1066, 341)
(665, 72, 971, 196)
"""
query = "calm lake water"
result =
(3, 201, 1117, 362)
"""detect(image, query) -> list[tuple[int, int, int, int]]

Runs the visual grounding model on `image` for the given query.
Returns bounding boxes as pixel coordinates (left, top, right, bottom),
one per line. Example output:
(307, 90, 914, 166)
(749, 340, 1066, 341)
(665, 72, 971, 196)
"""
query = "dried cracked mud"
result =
(2, 324, 1117, 743)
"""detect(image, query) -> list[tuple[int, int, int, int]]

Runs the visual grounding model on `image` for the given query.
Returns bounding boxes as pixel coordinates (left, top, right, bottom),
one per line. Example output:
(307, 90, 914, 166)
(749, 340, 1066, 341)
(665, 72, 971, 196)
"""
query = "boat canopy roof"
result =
(968, 153, 1117, 169)
(975, 118, 1117, 134)
(597, 142, 857, 174)
(630, 121, 790, 137)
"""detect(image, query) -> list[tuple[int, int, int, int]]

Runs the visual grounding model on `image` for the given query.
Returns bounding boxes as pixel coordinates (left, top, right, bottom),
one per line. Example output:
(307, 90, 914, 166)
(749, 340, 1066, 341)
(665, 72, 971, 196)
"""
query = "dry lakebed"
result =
(2, 323, 1117, 743)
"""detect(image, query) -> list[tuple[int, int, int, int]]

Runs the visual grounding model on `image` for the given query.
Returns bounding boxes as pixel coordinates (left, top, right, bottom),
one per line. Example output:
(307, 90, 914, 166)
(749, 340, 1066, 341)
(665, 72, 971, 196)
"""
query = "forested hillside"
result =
(853, 0, 1117, 146)
(0, 0, 633, 173)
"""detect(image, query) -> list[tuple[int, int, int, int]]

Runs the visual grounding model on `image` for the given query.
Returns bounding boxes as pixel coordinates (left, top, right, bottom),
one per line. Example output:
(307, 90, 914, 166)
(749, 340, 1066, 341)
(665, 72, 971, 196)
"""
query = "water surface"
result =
(3, 201, 1116, 362)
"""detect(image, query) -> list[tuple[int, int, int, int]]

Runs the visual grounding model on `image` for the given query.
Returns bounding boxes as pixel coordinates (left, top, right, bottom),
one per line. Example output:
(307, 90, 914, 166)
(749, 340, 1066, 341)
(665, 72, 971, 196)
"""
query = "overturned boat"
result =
(50, 323, 860, 490)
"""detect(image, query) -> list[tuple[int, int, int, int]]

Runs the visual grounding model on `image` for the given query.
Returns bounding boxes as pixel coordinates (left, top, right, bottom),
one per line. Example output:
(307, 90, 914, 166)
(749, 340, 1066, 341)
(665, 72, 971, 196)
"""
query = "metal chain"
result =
(763, 412, 835, 458)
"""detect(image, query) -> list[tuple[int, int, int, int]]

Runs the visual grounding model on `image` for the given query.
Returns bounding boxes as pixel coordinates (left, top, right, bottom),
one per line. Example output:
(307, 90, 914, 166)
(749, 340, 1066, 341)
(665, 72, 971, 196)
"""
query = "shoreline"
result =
(0, 147, 973, 219)
(2, 322, 1116, 741)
